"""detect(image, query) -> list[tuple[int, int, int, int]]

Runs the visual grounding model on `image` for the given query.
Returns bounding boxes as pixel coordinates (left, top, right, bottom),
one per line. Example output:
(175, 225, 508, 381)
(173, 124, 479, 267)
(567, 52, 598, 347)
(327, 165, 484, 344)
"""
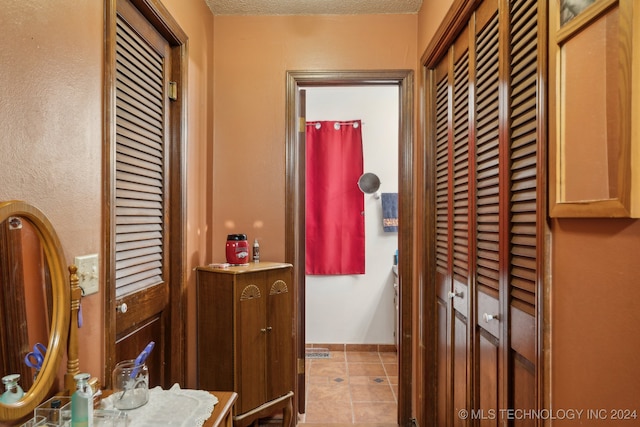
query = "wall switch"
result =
(75, 254, 99, 296)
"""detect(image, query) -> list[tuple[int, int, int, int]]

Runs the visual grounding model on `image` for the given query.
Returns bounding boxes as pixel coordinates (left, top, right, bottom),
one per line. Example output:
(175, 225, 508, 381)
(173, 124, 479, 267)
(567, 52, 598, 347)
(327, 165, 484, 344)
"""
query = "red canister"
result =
(226, 234, 249, 265)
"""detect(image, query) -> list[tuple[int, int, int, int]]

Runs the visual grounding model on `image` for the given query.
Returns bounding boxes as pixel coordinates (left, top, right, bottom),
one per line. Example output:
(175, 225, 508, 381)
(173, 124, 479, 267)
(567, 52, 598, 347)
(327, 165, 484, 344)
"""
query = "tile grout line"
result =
(379, 351, 397, 403)
(345, 348, 356, 424)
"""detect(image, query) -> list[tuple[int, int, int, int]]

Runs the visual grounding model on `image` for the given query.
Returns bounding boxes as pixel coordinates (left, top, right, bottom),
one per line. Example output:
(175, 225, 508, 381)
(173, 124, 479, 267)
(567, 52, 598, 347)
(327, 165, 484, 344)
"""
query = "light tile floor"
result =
(298, 347, 399, 426)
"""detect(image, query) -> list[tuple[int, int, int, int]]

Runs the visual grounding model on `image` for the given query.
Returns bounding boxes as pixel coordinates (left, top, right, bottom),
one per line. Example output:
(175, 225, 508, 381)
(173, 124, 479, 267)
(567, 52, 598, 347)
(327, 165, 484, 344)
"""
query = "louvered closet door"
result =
(434, 55, 452, 427)
(112, 0, 172, 387)
(427, 0, 542, 425)
(433, 25, 473, 427)
(508, 0, 540, 416)
(451, 27, 471, 427)
(473, 1, 502, 424)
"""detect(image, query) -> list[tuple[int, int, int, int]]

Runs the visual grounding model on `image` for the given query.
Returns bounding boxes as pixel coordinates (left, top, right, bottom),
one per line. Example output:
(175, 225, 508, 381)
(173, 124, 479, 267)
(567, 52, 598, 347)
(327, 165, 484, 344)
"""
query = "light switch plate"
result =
(74, 254, 99, 296)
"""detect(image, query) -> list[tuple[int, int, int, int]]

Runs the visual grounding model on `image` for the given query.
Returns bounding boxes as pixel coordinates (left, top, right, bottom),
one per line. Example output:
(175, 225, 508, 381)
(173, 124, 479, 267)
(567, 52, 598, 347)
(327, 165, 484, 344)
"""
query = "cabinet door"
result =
(265, 267, 294, 401)
(235, 272, 267, 413)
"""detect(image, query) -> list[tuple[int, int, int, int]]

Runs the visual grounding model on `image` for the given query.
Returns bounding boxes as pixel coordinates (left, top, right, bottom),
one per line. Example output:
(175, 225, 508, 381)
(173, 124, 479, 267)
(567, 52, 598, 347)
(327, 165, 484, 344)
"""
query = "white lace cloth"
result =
(101, 384, 218, 427)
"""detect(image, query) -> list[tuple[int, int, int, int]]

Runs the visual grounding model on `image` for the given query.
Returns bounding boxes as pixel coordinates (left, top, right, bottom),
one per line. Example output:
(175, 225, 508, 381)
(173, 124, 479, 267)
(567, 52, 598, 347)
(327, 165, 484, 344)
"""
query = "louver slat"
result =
(115, 16, 165, 297)
(509, 0, 538, 315)
(435, 76, 450, 274)
(475, 14, 500, 294)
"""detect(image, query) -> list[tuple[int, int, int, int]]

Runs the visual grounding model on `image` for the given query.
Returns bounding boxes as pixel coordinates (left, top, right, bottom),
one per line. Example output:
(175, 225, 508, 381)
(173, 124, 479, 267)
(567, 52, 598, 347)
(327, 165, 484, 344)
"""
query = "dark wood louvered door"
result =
(104, 0, 187, 389)
(474, 2, 502, 425)
(434, 20, 474, 427)
(434, 54, 452, 426)
(507, 0, 541, 419)
(428, 0, 545, 425)
(451, 25, 471, 427)
(113, 0, 171, 388)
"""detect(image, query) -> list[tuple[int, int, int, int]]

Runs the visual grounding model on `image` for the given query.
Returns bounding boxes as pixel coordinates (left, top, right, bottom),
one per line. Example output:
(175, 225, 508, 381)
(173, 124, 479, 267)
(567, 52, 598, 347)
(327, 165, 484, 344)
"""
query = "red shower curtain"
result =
(305, 120, 365, 275)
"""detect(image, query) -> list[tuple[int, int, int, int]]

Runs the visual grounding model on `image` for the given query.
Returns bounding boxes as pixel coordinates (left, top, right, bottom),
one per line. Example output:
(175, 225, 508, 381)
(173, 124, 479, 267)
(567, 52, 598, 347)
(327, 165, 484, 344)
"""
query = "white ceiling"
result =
(204, 0, 423, 16)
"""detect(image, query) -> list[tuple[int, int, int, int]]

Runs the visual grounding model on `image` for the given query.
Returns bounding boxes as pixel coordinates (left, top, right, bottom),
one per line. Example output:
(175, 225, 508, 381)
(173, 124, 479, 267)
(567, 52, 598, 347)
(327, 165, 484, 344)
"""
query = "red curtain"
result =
(305, 120, 364, 275)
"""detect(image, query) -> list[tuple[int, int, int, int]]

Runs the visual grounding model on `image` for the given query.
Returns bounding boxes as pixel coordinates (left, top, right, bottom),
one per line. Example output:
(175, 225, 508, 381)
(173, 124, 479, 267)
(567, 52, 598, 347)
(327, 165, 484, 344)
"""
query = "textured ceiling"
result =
(204, 0, 423, 16)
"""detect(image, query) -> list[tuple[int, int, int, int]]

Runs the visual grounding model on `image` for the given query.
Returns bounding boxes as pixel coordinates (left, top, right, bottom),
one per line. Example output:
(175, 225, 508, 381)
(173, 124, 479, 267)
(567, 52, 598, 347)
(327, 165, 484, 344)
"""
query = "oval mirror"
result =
(0, 201, 70, 421)
(357, 172, 381, 194)
(0, 217, 51, 394)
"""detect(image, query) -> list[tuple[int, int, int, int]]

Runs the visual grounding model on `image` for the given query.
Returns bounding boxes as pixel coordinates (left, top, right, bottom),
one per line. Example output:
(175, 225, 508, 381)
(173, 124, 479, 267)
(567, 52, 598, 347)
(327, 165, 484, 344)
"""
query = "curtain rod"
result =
(306, 121, 363, 129)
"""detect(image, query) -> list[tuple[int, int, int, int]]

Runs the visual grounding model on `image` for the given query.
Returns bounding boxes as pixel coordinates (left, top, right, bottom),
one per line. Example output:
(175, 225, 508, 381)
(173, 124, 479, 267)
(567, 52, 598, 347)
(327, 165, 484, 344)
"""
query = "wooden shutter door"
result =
(508, 0, 540, 417)
(110, 0, 173, 388)
(425, 1, 545, 424)
(473, 0, 502, 423)
(105, 0, 187, 389)
(451, 27, 471, 427)
(433, 24, 473, 427)
(434, 55, 452, 427)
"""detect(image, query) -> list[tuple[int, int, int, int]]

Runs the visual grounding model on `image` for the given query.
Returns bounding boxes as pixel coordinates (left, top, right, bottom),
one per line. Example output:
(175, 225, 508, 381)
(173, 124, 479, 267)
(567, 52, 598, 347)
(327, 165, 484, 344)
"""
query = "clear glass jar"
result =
(111, 360, 149, 410)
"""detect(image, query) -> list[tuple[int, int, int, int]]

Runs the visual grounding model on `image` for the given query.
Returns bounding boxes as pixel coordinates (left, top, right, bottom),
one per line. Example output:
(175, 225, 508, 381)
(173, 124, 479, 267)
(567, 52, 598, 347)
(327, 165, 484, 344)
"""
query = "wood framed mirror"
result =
(549, 0, 640, 217)
(0, 201, 70, 421)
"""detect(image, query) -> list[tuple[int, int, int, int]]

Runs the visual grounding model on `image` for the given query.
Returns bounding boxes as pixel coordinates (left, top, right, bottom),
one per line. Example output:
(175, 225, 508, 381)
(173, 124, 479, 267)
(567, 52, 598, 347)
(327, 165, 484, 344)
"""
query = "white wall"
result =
(305, 86, 399, 345)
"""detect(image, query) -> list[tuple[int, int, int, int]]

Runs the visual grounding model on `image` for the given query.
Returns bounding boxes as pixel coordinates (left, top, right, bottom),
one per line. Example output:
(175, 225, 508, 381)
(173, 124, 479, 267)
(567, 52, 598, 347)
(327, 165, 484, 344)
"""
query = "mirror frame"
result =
(549, 0, 640, 217)
(0, 201, 70, 421)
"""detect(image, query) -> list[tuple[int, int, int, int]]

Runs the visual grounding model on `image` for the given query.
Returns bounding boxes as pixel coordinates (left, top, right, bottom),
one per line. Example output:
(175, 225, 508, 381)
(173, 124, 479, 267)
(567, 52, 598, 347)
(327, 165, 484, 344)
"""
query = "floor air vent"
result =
(305, 347, 330, 359)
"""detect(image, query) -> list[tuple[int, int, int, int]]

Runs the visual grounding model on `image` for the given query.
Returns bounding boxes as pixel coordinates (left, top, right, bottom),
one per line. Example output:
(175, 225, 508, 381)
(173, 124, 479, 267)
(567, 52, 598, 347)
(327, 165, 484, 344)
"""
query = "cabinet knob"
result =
(482, 313, 499, 323)
(116, 302, 128, 313)
(448, 291, 463, 299)
(266, 326, 273, 331)
(261, 326, 273, 333)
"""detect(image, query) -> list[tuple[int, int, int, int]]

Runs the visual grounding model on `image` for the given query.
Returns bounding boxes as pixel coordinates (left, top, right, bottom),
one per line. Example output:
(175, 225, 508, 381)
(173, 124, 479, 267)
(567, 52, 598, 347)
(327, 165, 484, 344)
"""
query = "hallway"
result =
(298, 346, 399, 426)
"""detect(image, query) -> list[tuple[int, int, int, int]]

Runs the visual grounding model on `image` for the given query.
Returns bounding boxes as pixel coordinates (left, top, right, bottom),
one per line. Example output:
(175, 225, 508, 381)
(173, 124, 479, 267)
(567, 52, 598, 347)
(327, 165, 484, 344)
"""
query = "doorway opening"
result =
(304, 85, 399, 423)
(285, 70, 414, 426)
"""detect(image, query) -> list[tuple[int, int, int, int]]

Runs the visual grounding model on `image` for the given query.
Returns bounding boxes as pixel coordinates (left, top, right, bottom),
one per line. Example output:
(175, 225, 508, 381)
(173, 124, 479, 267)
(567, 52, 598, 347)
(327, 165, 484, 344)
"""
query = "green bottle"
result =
(71, 373, 93, 427)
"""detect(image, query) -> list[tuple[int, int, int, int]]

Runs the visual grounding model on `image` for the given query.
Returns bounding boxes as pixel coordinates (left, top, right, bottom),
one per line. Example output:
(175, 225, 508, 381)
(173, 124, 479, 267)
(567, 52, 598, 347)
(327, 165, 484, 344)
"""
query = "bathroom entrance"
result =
(304, 86, 398, 349)
(304, 85, 399, 424)
(285, 70, 414, 425)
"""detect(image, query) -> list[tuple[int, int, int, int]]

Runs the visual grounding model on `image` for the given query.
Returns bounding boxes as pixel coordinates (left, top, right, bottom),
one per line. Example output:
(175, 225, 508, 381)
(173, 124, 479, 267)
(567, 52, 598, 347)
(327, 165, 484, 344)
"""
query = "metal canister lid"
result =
(227, 234, 247, 241)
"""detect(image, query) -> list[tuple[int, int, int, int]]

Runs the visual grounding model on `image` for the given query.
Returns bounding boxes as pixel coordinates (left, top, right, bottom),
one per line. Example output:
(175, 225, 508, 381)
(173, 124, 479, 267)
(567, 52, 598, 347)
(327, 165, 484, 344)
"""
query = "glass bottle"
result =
(252, 238, 260, 263)
(71, 373, 93, 427)
(0, 374, 24, 404)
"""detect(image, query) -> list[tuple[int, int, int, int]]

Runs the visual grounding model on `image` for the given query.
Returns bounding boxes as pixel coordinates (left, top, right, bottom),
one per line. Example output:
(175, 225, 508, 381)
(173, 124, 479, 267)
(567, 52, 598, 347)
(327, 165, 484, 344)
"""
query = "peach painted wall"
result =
(417, 0, 640, 424)
(210, 14, 418, 265)
(162, 0, 215, 391)
(0, 0, 104, 389)
(550, 219, 640, 425)
(417, 0, 452, 58)
(0, 0, 215, 393)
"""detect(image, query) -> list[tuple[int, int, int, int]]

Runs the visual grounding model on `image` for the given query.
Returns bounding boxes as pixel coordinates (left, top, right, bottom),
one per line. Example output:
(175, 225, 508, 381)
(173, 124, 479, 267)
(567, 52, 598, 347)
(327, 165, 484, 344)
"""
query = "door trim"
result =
(285, 69, 414, 425)
(104, 0, 188, 388)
